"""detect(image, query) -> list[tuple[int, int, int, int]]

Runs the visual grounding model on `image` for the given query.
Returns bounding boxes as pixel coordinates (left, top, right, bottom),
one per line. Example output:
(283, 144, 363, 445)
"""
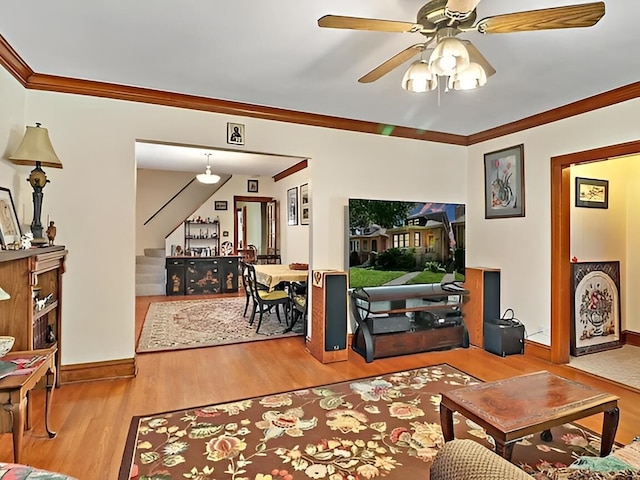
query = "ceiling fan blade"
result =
(358, 44, 424, 83)
(445, 0, 482, 20)
(461, 40, 496, 77)
(318, 15, 421, 33)
(476, 2, 605, 34)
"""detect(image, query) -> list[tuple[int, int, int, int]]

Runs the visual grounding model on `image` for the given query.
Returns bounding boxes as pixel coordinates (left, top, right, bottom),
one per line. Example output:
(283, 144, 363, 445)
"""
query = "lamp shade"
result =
(428, 36, 470, 77)
(448, 62, 487, 90)
(402, 60, 438, 93)
(9, 124, 63, 169)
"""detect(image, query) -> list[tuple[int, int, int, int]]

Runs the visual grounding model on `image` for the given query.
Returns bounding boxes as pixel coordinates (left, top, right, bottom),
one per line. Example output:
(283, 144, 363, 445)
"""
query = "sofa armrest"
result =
(0, 462, 77, 479)
(430, 439, 532, 480)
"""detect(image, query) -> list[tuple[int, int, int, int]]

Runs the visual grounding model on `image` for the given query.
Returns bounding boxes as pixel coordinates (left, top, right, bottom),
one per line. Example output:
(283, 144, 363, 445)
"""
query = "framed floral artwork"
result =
(570, 261, 621, 356)
(484, 144, 525, 219)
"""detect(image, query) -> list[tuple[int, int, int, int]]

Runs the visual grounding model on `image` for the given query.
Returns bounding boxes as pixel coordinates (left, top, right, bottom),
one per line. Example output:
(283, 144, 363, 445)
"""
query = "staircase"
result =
(136, 248, 166, 296)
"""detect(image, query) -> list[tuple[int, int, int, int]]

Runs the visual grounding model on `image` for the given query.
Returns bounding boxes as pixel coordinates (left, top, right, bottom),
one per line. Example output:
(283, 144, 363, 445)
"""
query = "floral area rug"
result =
(136, 297, 303, 353)
(119, 364, 612, 480)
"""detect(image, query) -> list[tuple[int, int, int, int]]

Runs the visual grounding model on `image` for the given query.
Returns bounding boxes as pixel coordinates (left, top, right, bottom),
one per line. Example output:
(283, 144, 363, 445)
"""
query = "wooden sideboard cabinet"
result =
(350, 283, 469, 362)
(0, 246, 67, 386)
(166, 256, 239, 296)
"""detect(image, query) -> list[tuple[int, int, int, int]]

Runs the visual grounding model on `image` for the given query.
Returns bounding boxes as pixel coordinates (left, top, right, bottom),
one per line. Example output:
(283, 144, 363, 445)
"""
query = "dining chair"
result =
(288, 281, 308, 334)
(246, 264, 291, 333)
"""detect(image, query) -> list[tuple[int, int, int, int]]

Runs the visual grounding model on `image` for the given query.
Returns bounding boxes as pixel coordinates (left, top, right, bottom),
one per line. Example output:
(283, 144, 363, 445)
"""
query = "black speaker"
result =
(324, 273, 347, 351)
(484, 320, 524, 357)
(483, 270, 501, 323)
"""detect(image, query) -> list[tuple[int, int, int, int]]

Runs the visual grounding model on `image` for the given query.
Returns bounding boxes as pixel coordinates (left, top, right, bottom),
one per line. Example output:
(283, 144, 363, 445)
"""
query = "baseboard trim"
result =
(524, 339, 551, 362)
(622, 330, 640, 347)
(60, 357, 137, 384)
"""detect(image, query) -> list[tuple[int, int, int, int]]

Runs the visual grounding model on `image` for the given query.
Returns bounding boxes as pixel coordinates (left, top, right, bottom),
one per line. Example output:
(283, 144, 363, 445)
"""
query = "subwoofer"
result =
(307, 270, 349, 363)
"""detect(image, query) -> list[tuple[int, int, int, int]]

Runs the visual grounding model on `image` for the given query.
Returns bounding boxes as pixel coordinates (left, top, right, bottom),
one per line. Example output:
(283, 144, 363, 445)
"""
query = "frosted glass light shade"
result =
(401, 60, 438, 93)
(448, 62, 487, 90)
(428, 37, 470, 76)
(196, 166, 221, 184)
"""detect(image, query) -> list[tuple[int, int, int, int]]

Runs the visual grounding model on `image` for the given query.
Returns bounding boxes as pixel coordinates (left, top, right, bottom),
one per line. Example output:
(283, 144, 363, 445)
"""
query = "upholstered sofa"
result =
(0, 462, 76, 479)
(430, 439, 640, 480)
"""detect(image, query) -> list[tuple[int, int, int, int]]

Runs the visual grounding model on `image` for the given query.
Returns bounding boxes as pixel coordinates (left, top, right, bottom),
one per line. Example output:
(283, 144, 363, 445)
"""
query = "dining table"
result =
(253, 264, 309, 291)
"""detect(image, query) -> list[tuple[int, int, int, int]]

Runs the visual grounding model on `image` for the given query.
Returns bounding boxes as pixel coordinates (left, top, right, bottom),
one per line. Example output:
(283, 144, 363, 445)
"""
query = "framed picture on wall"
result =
(287, 187, 298, 226)
(247, 179, 259, 193)
(575, 177, 609, 209)
(227, 122, 245, 145)
(0, 186, 22, 247)
(570, 261, 621, 356)
(300, 183, 309, 225)
(483, 144, 525, 219)
(214, 200, 228, 211)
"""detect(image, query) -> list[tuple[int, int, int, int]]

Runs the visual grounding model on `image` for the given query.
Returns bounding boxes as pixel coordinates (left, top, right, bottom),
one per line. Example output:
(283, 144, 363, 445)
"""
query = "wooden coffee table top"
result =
(440, 371, 619, 441)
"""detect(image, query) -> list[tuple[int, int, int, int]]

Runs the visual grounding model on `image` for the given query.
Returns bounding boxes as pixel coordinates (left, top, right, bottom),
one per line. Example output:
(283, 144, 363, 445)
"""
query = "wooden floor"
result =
(1, 294, 638, 479)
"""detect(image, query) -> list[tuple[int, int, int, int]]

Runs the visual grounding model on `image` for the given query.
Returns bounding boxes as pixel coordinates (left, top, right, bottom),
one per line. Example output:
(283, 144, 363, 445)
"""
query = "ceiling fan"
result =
(318, 1, 605, 92)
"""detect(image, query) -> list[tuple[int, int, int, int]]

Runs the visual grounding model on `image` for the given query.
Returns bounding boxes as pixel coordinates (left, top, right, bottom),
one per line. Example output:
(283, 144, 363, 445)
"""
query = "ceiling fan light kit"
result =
(196, 153, 221, 184)
(402, 60, 438, 92)
(318, 0, 605, 94)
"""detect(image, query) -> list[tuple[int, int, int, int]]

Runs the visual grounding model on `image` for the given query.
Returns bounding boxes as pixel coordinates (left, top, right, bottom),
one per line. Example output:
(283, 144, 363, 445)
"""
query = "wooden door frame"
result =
(233, 195, 273, 254)
(550, 139, 640, 363)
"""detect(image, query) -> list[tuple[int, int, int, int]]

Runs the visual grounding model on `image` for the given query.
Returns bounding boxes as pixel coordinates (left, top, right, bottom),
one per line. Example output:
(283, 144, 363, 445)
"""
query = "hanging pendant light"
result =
(196, 153, 221, 184)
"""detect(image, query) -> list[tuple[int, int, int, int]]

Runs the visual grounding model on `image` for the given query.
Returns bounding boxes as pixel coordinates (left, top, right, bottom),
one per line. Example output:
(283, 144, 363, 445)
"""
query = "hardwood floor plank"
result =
(0, 294, 638, 479)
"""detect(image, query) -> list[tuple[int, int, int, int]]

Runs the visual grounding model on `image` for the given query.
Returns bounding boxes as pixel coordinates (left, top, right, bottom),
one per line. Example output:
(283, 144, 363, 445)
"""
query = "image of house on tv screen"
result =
(348, 199, 465, 289)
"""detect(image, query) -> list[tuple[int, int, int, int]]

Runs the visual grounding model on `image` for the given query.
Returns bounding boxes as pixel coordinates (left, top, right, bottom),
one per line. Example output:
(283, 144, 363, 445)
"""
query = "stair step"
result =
(144, 248, 166, 258)
(136, 284, 166, 296)
(136, 272, 165, 284)
(136, 255, 165, 265)
(136, 263, 164, 274)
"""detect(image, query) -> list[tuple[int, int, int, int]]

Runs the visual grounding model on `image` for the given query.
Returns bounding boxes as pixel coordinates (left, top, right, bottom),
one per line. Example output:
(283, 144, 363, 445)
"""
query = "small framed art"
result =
(227, 122, 245, 145)
(299, 183, 309, 225)
(575, 177, 608, 209)
(214, 200, 228, 211)
(484, 144, 525, 219)
(247, 179, 259, 193)
(0, 187, 22, 247)
(287, 187, 298, 226)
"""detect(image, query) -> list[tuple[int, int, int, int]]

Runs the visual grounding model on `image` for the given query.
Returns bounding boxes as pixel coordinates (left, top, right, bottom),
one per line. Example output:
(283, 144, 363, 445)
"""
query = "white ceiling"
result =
(135, 141, 305, 177)
(1, 1, 638, 140)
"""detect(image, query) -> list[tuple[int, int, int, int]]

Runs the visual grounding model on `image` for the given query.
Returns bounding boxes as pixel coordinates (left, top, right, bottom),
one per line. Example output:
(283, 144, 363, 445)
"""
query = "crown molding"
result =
(468, 81, 640, 145)
(0, 35, 32, 86)
(2, 34, 640, 146)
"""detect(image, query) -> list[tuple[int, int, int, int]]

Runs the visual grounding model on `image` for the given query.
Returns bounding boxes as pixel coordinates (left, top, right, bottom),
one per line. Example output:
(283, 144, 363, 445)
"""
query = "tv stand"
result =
(350, 283, 470, 362)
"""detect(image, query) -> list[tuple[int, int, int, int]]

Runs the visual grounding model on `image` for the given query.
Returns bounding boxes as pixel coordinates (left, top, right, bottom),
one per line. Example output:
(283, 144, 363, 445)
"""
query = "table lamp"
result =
(9, 123, 63, 246)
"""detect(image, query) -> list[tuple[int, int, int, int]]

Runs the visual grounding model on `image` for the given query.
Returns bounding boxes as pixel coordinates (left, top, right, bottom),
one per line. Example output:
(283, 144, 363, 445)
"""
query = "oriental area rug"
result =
(119, 364, 617, 480)
(137, 298, 303, 353)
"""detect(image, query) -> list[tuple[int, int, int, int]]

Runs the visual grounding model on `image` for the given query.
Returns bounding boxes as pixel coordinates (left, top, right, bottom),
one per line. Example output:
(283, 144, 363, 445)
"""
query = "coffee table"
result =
(439, 371, 619, 460)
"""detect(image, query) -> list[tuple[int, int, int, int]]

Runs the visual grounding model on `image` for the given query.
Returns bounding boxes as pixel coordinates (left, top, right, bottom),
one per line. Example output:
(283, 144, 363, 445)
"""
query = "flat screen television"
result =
(347, 199, 465, 289)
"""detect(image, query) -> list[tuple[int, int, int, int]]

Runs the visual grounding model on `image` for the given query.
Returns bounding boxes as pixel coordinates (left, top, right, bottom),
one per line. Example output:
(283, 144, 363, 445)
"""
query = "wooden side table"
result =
(0, 347, 57, 463)
(439, 371, 619, 460)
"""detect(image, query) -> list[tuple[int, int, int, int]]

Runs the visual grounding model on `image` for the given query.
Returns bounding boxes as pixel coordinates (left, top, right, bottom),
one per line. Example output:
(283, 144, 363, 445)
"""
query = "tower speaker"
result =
(463, 267, 500, 347)
(307, 270, 349, 363)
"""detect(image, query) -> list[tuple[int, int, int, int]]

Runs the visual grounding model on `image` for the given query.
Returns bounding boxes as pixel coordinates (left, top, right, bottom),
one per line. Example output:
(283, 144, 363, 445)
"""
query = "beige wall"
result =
(467, 98, 640, 346)
(571, 156, 640, 334)
(6, 59, 639, 363)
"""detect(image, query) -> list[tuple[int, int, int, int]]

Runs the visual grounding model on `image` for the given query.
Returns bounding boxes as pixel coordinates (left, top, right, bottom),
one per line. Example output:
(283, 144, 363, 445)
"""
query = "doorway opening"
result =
(550, 139, 640, 364)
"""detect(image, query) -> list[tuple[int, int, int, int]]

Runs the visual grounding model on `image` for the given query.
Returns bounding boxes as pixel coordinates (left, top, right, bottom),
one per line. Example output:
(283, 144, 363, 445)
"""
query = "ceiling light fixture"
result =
(196, 153, 220, 184)
(400, 28, 488, 94)
(402, 59, 438, 93)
